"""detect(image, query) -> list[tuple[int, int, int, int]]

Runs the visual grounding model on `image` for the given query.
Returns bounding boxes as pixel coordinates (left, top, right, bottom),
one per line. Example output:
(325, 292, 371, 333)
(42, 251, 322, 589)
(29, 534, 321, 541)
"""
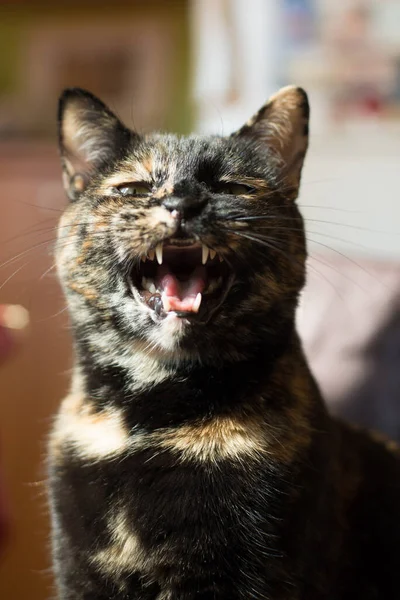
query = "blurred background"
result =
(0, 0, 399, 598)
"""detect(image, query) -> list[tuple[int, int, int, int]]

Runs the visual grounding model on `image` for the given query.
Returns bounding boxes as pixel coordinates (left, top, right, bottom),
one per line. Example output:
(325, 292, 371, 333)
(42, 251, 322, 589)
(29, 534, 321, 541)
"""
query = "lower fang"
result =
(162, 292, 171, 313)
(192, 293, 202, 313)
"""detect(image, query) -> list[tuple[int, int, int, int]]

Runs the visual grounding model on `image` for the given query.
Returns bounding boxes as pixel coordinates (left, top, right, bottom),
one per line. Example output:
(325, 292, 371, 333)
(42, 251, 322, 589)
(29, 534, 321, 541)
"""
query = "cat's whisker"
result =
(3, 220, 122, 250)
(1, 216, 60, 247)
(224, 228, 303, 270)
(38, 262, 58, 282)
(233, 225, 379, 289)
(0, 259, 36, 291)
(251, 224, 381, 254)
(14, 198, 65, 213)
(225, 228, 350, 302)
(0, 238, 61, 272)
(36, 305, 69, 323)
(231, 214, 397, 235)
(253, 228, 381, 296)
(0, 226, 125, 274)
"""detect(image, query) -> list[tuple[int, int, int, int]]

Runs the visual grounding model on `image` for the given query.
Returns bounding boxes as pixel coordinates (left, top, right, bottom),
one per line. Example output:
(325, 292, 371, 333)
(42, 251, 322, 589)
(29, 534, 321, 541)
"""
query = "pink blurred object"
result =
(0, 305, 29, 557)
(298, 255, 400, 442)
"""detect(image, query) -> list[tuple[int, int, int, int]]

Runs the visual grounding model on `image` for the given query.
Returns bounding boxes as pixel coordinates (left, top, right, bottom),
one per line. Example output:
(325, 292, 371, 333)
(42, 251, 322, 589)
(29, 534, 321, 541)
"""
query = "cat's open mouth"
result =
(129, 239, 233, 321)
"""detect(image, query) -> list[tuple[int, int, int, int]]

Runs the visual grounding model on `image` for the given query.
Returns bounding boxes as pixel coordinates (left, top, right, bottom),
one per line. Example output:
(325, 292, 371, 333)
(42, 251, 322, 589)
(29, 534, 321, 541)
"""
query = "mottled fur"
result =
(48, 87, 400, 599)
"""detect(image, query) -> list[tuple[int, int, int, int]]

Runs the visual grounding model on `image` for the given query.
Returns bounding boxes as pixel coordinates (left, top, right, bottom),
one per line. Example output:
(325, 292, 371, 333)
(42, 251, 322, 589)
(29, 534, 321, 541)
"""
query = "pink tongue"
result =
(158, 266, 207, 312)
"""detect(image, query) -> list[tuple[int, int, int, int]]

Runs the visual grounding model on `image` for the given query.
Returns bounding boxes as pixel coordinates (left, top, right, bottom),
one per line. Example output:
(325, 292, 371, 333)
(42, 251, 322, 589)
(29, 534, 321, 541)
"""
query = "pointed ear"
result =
(233, 86, 309, 198)
(58, 88, 133, 201)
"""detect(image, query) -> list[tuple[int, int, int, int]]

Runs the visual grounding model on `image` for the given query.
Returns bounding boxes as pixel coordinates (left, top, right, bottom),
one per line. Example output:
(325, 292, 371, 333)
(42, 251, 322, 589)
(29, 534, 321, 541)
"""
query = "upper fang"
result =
(148, 249, 155, 261)
(155, 243, 163, 265)
(202, 245, 210, 265)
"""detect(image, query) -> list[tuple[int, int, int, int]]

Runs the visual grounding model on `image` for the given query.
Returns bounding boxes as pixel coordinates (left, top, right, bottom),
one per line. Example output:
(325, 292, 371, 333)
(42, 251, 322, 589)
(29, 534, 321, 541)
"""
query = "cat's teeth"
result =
(148, 249, 155, 261)
(141, 255, 147, 263)
(155, 244, 163, 265)
(209, 249, 216, 260)
(218, 253, 224, 262)
(202, 245, 209, 265)
(142, 277, 155, 292)
(206, 276, 223, 294)
(141, 277, 158, 294)
(161, 292, 171, 313)
(192, 293, 202, 313)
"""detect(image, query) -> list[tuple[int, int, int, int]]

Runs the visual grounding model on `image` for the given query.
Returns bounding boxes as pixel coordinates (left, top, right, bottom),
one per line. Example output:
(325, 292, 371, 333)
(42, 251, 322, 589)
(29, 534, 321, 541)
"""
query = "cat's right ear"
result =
(233, 86, 309, 199)
(58, 88, 133, 201)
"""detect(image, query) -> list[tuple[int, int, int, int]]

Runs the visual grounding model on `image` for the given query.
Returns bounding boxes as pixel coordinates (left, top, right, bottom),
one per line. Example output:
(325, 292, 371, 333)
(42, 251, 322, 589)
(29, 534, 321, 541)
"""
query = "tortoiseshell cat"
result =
(48, 86, 400, 600)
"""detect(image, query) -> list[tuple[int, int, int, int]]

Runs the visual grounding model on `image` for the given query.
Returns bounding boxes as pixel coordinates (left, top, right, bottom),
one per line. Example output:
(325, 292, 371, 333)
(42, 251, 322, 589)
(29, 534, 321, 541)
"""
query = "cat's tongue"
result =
(158, 266, 207, 313)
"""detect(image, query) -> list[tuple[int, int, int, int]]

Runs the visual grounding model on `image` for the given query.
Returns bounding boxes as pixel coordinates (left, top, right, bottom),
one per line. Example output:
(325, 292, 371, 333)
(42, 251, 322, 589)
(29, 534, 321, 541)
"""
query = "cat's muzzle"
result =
(129, 240, 233, 322)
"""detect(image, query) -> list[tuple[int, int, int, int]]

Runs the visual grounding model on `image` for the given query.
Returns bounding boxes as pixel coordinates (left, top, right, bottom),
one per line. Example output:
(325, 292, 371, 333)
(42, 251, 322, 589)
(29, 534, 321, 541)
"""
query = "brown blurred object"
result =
(0, 142, 68, 598)
(0, 0, 191, 139)
(0, 2, 190, 598)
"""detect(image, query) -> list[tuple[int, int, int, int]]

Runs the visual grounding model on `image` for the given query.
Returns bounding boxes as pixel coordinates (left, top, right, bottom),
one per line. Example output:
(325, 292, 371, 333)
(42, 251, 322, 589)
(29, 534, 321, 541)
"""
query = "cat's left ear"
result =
(233, 86, 309, 199)
(58, 88, 133, 201)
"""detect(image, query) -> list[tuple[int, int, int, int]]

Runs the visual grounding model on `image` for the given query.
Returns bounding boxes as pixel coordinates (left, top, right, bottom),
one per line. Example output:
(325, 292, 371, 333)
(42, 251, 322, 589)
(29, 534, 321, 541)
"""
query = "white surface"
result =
(300, 123, 400, 260)
(191, 0, 400, 259)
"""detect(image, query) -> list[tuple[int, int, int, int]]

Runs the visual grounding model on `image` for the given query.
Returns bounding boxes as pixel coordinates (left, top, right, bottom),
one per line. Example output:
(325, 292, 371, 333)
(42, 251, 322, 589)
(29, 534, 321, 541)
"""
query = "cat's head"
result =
(56, 86, 309, 365)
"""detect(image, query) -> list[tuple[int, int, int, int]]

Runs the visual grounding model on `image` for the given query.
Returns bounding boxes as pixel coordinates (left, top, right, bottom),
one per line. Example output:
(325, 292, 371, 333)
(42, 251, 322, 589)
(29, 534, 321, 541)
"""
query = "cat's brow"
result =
(100, 167, 154, 190)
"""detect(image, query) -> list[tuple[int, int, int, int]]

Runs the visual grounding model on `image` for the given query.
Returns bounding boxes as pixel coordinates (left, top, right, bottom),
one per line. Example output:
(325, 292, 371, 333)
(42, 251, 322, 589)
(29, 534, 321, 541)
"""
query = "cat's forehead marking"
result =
(141, 154, 154, 175)
(100, 148, 179, 195)
(153, 183, 174, 199)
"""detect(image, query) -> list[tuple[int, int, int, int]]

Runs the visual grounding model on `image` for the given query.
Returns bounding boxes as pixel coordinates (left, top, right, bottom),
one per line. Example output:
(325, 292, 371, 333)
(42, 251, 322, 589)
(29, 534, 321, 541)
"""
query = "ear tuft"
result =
(234, 86, 310, 198)
(58, 88, 132, 201)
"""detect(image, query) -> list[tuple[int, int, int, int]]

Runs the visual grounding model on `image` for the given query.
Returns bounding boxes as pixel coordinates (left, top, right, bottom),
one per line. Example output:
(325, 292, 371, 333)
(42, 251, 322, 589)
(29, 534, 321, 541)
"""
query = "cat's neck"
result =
(71, 326, 322, 431)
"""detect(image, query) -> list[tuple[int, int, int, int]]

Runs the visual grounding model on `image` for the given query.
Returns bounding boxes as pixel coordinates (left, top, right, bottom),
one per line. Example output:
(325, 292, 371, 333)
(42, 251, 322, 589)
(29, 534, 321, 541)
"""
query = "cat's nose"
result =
(163, 196, 208, 220)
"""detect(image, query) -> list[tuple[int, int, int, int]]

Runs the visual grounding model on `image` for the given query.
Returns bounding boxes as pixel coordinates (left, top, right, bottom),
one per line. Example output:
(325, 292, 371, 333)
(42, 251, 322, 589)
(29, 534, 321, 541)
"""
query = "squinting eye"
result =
(115, 183, 151, 197)
(217, 182, 255, 195)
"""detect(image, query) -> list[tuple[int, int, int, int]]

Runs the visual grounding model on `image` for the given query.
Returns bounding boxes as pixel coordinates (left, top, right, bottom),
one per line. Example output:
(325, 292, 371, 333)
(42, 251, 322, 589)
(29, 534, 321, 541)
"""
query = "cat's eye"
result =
(217, 182, 255, 196)
(115, 182, 152, 197)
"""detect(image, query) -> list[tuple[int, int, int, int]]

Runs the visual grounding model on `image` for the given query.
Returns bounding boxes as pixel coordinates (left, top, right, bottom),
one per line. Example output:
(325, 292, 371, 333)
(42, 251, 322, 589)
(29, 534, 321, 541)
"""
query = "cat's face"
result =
(57, 87, 309, 363)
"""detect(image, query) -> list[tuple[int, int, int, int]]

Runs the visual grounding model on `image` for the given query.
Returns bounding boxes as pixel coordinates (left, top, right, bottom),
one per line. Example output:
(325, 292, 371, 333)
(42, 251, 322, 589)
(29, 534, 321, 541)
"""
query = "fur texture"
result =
(48, 86, 400, 599)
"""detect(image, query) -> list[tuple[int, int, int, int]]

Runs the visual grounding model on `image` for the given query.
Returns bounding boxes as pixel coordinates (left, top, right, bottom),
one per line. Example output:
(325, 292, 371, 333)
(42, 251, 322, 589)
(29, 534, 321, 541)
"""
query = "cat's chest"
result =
(52, 394, 285, 586)
(89, 446, 283, 598)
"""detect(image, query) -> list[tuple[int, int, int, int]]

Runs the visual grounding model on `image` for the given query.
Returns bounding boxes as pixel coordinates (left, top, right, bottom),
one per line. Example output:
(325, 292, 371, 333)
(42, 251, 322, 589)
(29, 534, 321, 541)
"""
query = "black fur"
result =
(48, 87, 400, 600)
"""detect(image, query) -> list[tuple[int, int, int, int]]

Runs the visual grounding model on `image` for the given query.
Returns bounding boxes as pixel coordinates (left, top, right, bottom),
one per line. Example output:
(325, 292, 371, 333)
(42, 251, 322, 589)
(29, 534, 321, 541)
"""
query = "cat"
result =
(48, 85, 400, 599)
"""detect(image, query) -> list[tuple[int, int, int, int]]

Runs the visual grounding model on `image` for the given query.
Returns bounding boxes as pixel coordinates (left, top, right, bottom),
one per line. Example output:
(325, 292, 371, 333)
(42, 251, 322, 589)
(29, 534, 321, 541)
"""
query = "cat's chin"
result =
(128, 240, 235, 324)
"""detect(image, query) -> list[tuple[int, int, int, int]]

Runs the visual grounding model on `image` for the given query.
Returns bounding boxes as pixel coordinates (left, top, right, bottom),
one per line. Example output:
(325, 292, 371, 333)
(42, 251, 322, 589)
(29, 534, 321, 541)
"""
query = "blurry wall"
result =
(191, 0, 400, 260)
(0, 1, 191, 137)
(0, 2, 190, 599)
